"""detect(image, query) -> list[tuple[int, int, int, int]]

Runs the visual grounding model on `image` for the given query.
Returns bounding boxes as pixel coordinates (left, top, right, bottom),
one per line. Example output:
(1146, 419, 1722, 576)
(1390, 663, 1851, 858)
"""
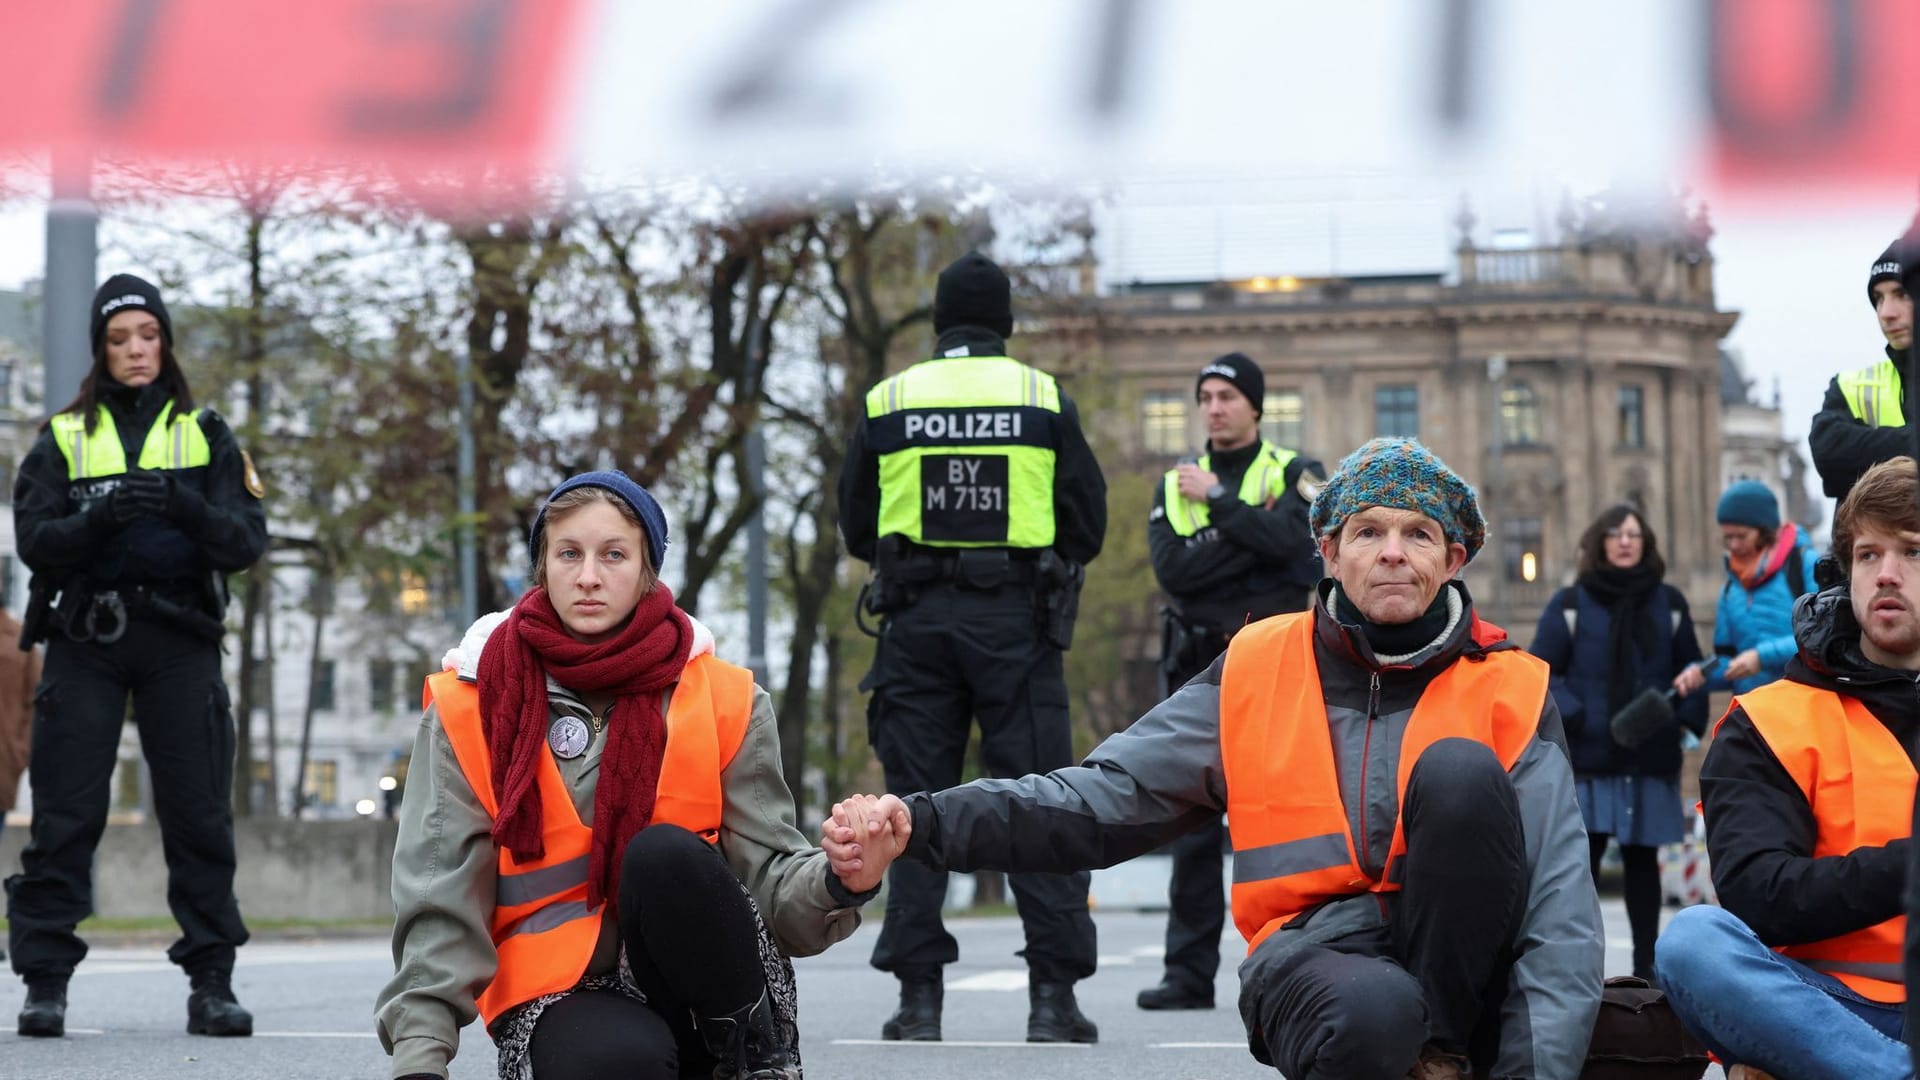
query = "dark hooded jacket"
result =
(1701, 585, 1918, 946)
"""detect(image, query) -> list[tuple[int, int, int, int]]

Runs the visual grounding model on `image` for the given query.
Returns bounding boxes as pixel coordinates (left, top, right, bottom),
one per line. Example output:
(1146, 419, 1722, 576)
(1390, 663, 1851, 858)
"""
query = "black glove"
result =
(162, 475, 209, 526)
(110, 470, 170, 522)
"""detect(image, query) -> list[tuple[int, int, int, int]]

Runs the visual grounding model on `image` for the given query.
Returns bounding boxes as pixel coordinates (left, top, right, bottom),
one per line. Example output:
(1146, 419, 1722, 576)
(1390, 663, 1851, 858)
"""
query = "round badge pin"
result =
(548, 714, 591, 759)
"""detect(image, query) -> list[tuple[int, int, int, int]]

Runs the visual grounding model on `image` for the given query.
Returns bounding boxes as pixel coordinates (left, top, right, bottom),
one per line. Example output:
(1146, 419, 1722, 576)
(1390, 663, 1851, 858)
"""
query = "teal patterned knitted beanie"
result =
(1310, 437, 1485, 561)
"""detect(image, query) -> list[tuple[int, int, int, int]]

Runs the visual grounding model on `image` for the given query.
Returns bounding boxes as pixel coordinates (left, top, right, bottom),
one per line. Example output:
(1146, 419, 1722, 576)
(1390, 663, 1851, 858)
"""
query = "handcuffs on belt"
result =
(68, 590, 129, 645)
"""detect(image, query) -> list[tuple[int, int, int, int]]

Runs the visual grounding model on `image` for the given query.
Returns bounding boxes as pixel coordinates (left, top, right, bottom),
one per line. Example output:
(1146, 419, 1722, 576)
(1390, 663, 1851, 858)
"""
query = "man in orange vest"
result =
(826, 438, 1602, 1080)
(1655, 455, 1920, 1080)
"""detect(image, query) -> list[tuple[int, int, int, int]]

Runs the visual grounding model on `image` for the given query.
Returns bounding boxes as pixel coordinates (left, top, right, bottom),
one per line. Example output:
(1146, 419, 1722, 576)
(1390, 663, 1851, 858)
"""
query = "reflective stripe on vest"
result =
(1723, 680, 1914, 1003)
(863, 355, 1061, 548)
(1219, 611, 1547, 953)
(51, 402, 210, 479)
(1837, 359, 1907, 429)
(1162, 441, 1299, 537)
(425, 653, 754, 1026)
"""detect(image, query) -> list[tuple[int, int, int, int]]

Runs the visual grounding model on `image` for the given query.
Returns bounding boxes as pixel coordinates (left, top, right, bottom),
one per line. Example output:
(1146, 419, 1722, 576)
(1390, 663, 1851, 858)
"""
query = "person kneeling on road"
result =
(827, 438, 1602, 1080)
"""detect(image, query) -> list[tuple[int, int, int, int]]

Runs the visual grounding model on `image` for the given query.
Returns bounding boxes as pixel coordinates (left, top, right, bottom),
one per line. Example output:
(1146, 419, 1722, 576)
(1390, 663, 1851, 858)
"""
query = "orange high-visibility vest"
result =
(1719, 679, 1915, 1003)
(1220, 611, 1547, 952)
(424, 653, 754, 1026)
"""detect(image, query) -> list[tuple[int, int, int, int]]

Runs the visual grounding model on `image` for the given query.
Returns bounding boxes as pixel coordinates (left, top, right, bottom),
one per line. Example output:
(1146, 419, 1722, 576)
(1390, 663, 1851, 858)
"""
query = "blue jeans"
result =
(1654, 905, 1910, 1080)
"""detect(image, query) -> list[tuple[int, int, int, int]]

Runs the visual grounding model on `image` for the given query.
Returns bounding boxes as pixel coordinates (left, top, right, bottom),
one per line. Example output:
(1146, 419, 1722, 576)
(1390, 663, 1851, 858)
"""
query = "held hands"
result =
(822, 793, 912, 894)
(1174, 465, 1220, 503)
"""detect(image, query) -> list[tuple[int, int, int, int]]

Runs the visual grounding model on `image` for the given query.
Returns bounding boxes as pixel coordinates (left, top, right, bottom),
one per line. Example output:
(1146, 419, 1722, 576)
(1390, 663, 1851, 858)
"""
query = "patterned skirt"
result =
(491, 886, 802, 1080)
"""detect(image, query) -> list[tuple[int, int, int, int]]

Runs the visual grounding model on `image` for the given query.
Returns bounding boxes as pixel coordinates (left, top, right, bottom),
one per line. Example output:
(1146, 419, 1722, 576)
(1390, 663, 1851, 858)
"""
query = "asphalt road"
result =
(0, 898, 1721, 1080)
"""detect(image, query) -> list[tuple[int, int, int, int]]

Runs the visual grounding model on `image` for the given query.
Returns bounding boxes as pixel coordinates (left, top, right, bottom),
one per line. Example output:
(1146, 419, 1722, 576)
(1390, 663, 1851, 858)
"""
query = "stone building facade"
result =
(1029, 212, 1739, 642)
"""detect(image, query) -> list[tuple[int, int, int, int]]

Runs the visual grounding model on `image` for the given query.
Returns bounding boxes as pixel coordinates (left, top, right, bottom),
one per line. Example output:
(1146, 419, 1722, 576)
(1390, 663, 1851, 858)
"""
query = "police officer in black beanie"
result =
(7, 273, 266, 1039)
(1138, 352, 1324, 1011)
(1810, 238, 1915, 499)
(838, 250, 1107, 1044)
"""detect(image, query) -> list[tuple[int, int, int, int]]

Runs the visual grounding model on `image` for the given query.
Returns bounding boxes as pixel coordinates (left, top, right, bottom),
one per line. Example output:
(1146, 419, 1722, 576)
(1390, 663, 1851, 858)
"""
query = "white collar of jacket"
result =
(441, 606, 718, 683)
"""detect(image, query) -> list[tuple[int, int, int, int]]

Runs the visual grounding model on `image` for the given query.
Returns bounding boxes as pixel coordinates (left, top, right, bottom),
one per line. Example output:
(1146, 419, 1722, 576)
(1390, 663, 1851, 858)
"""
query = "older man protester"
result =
(1658, 456, 1920, 1080)
(824, 437, 1602, 1080)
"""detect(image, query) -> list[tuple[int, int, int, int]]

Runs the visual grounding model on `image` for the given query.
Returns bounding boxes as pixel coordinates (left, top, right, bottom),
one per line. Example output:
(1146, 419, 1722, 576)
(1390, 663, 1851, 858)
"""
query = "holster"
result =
(1159, 606, 1228, 693)
(19, 577, 55, 651)
(1035, 550, 1084, 651)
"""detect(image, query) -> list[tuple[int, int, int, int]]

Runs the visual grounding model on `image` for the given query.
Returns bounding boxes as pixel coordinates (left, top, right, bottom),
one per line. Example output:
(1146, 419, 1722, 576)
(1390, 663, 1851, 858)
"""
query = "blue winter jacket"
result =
(1528, 582, 1709, 777)
(1708, 539, 1821, 694)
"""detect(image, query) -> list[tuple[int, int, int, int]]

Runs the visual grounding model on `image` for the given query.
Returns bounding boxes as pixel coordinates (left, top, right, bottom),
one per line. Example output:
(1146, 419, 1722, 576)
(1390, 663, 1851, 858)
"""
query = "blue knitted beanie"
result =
(1715, 480, 1780, 530)
(529, 470, 670, 573)
(1310, 438, 1485, 560)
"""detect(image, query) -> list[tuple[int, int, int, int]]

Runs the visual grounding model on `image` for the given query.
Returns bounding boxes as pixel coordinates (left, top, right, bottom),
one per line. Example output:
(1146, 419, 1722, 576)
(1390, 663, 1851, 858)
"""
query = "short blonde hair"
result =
(531, 487, 658, 592)
(1832, 457, 1920, 566)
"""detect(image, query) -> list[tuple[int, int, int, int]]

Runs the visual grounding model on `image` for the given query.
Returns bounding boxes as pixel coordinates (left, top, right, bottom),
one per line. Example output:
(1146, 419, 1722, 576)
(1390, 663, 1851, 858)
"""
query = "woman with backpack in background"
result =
(1529, 504, 1709, 980)
(1672, 481, 1821, 700)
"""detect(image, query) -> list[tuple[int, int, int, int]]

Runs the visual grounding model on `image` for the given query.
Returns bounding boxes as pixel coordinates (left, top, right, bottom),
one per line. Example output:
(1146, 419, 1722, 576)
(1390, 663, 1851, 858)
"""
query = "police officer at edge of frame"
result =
(1139, 351, 1325, 1011)
(6, 274, 268, 1039)
(836, 251, 1108, 1044)
(1810, 235, 1917, 500)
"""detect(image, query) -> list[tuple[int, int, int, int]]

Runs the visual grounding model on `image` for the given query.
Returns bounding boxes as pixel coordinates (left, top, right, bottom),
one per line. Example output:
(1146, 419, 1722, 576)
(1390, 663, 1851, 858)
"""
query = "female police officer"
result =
(5, 274, 267, 1038)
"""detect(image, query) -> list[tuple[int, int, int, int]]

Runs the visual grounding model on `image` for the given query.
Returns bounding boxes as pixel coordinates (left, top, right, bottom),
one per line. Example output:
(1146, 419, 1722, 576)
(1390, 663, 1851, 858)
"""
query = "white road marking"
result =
(947, 970, 1029, 992)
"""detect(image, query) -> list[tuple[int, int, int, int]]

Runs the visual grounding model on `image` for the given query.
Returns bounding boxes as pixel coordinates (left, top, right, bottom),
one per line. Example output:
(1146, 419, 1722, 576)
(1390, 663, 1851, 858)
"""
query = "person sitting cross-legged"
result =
(1655, 456, 1920, 1080)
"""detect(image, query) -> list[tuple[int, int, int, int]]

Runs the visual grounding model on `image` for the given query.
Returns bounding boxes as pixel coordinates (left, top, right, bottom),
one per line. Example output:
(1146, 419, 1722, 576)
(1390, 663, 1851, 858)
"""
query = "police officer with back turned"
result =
(1140, 352, 1325, 1011)
(837, 251, 1107, 1044)
(7, 274, 267, 1039)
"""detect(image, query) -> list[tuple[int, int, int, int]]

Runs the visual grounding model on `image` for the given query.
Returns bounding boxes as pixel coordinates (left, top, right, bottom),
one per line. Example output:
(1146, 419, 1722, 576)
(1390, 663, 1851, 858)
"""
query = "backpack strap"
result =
(1786, 546, 1807, 599)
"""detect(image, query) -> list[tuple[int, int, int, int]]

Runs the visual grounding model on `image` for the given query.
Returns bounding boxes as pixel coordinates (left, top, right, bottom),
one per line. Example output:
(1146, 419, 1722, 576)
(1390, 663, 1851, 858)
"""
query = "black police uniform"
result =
(838, 320, 1107, 1041)
(1142, 438, 1324, 1007)
(6, 376, 266, 1024)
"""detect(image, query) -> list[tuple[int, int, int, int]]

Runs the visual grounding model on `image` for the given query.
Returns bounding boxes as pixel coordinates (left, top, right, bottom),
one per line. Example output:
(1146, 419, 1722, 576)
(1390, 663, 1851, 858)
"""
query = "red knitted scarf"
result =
(475, 584, 691, 908)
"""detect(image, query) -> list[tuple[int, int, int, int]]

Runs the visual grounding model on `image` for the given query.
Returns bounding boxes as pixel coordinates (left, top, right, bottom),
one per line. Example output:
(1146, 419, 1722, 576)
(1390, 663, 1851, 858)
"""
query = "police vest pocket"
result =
(919, 454, 1011, 543)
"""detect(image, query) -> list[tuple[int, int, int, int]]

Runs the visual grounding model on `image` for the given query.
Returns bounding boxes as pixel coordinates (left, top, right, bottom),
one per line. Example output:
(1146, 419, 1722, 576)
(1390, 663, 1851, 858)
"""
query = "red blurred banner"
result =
(0, 0, 582, 176)
(1707, 0, 1920, 189)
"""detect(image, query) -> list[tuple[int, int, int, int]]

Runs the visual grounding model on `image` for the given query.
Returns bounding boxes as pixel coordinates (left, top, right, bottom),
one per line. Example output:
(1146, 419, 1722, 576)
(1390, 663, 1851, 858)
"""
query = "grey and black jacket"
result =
(901, 580, 1602, 1078)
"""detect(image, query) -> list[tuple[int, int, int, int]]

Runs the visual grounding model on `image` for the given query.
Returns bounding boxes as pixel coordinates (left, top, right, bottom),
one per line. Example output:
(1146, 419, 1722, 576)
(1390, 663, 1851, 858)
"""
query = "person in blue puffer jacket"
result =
(1529, 504, 1709, 980)
(1673, 481, 1821, 701)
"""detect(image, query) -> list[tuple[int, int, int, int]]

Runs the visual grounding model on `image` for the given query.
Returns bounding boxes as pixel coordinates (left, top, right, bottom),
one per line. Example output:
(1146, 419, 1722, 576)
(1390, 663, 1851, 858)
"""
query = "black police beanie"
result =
(90, 274, 172, 352)
(1196, 352, 1265, 416)
(933, 253, 1015, 339)
(1869, 239, 1904, 307)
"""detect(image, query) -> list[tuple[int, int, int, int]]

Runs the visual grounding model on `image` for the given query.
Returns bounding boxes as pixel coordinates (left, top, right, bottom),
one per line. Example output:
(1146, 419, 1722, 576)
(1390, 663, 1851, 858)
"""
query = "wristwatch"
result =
(1205, 483, 1228, 501)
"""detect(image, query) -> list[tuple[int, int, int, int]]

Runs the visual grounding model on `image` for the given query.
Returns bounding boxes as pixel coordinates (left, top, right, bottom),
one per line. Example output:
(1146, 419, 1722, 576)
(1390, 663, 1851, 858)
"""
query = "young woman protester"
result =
(378, 472, 880, 1080)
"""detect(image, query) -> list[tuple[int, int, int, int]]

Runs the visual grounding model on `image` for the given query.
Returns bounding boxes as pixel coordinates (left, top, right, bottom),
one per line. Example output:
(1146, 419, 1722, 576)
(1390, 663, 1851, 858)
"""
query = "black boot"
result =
(695, 988, 798, 1080)
(880, 971, 941, 1041)
(1136, 976, 1214, 1010)
(17, 977, 66, 1038)
(1027, 979, 1097, 1043)
(186, 971, 253, 1037)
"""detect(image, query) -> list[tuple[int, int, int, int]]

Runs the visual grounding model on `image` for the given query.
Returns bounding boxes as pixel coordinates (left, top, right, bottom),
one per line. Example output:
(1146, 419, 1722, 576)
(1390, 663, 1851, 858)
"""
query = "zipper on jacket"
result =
(1357, 670, 1381, 878)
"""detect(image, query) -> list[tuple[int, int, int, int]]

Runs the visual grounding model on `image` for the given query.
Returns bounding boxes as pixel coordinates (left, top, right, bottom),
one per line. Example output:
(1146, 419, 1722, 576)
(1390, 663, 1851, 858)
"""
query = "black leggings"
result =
(1589, 833, 1662, 977)
(528, 824, 769, 1080)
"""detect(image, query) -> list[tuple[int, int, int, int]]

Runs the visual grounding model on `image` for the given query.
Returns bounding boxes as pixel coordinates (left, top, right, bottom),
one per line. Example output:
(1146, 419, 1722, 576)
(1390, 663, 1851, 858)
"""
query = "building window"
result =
(369, 659, 396, 714)
(313, 660, 336, 712)
(1618, 385, 1645, 448)
(1142, 390, 1187, 454)
(303, 760, 339, 807)
(1261, 389, 1305, 449)
(1503, 517, 1544, 583)
(1499, 381, 1542, 446)
(1374, 384, 1419, 438)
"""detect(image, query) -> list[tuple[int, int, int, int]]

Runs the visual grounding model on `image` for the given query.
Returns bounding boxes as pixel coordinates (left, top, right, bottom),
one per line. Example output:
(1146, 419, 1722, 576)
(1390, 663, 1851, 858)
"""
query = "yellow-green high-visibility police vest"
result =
(1162, 441, 1298, 537)
(1837, 359, 1907, 428)
(50, 401, 211, 479)
(863, 356, 1062, 548)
